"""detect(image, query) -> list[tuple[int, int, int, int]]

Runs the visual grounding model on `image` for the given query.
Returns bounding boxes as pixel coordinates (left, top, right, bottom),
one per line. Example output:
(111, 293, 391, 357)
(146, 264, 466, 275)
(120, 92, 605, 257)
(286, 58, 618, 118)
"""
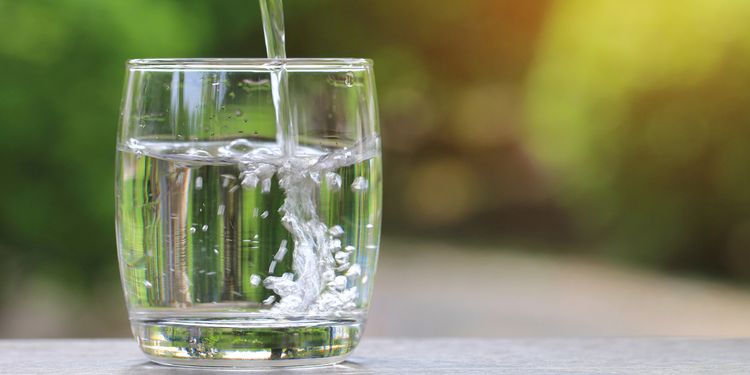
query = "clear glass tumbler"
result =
(115, 59, 381, 367)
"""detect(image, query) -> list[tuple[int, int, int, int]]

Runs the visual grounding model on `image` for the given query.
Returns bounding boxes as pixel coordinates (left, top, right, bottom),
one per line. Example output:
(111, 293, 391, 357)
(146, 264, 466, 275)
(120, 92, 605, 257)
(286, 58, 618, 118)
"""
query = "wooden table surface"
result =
(2, 338, 750, 374)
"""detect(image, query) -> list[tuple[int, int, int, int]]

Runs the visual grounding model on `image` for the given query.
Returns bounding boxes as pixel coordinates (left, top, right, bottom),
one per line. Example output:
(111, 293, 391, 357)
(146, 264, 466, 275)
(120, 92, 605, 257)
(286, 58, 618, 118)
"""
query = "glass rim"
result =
(126, 58, 373, 71)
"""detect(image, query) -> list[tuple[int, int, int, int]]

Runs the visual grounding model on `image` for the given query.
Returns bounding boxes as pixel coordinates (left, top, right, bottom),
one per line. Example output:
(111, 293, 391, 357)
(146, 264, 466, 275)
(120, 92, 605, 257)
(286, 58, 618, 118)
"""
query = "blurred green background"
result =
(2, 0, 750, 337)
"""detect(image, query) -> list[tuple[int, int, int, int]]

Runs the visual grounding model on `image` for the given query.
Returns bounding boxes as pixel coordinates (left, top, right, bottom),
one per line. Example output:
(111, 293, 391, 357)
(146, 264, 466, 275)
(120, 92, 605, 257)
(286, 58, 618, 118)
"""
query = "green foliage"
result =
(3, 0, 750, 291)
(0, 0, 216, 287)
(525, 0, 750, 275)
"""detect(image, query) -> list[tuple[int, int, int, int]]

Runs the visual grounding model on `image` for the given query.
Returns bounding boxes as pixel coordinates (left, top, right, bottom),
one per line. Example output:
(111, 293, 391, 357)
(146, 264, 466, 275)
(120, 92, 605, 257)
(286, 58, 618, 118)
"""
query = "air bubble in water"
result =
(310, 171, 321, 184)
(235, 110, 243, 116)
(331, 238, 342, 252)
(268, 260, 277, 273)
(326, 172, 342, 191)
(126, 138, 145, 151)
(250, 274, 262, 286)
(241, 173, 259, 188)
(332, 276, 347, 291)
(195, 177, 203, 190)
(260, 210, 269, 219)
(334, 251, 349, 264)
(201, 224, 208, 232)
(262, 295, 276, 305)
(328, 225, 344, 237)
(351, 176, 368, 191)
(144, 280, 152, 288)
(217, 204, 225, 216)
(344, 245, 356, 252)
(261, 178, 272, 193)
(346, 264, 361, 277)
(322, 270, 335, 284)
(225, 138, 254, 154)
(274, 240, 288, 261)
(189, 227, 197, 234)
(186, 148, 212, 158)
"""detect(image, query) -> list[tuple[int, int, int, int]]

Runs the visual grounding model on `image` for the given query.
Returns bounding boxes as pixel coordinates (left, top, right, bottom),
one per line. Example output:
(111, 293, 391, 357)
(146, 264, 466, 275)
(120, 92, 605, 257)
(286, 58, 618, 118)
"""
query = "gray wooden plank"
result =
(2, 338, 750, 374)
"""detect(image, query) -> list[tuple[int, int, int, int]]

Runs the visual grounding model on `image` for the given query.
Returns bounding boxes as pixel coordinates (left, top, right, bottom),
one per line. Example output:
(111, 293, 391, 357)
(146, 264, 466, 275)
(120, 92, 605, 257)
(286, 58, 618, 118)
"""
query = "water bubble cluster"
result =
(126, 136, 379, 316)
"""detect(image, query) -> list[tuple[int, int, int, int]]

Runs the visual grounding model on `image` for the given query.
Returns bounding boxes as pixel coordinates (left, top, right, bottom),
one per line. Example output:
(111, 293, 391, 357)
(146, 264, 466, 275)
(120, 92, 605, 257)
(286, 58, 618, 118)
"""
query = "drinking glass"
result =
(115, 58, 381, 367)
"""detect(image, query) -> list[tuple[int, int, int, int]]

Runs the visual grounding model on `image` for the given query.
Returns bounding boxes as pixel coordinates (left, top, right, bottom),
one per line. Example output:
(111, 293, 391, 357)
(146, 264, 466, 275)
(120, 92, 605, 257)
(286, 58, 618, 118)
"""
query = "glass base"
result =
(131, 317, 362, 367)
